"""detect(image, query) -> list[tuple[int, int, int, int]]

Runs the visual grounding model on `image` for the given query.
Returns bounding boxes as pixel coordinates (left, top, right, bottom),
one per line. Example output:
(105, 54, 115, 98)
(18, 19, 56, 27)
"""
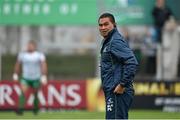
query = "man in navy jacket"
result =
(98, 13, 139, 119)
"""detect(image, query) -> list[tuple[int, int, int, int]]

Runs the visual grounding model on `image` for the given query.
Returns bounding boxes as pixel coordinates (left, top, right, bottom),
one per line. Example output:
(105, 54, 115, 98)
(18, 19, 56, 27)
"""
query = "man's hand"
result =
(41, 75, 47, 85)
(13, 73, 19, 82)
(113, 84, 125, 94)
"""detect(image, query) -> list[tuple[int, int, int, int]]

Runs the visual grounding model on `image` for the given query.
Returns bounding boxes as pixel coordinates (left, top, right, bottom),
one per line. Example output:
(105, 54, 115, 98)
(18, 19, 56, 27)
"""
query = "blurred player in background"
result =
(13, 40, 48, 115)
(98, 13, 138, 119)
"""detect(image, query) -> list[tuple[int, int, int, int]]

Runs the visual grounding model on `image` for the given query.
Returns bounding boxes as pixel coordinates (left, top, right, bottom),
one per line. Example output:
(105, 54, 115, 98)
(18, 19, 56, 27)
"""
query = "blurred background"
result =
(0, 0, 180, 119)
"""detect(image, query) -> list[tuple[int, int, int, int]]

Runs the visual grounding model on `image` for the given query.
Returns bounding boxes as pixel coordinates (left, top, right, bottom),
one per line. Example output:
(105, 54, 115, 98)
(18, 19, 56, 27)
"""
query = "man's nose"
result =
(101, 25, 106, 29)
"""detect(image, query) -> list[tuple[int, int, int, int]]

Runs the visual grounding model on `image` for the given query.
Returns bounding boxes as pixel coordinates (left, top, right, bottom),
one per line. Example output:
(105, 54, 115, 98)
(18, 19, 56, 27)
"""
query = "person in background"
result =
(13, 40, 48, 115)
(98, 13, 138, 119)
(152, 0, 173, 43)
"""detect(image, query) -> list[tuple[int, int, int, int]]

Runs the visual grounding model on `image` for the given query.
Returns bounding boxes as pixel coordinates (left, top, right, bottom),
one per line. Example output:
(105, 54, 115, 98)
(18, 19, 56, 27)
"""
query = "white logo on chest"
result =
(103, 46, 108, 53)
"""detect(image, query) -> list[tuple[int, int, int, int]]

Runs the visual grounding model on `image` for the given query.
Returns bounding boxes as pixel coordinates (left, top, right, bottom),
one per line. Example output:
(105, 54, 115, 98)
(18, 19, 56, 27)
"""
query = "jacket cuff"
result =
(119, 82, 126, 87)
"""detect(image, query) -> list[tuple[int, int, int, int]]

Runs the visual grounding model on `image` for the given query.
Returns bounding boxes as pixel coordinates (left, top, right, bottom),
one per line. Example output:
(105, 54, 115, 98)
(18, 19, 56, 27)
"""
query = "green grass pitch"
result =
(0, 110, 180, 119)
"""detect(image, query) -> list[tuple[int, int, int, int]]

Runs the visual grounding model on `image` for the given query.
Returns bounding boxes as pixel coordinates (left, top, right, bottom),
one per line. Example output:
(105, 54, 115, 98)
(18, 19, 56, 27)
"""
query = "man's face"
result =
(157, 0, 165, 8)
(99, 17, 115, 38)
(27, 43, 36, 52)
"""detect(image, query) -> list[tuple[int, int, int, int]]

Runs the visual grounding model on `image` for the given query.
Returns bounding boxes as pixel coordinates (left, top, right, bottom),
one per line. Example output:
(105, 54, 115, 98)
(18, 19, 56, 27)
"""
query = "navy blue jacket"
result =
(100, 28, 138, 91)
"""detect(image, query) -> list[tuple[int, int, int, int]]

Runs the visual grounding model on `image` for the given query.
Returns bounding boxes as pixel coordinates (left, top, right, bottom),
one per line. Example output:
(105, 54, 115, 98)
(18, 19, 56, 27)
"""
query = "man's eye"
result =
(104, 23, 109, 26)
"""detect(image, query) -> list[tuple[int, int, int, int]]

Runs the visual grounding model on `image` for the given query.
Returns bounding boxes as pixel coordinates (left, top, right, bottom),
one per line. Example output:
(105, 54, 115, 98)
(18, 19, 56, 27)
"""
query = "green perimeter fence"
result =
(1, 54, 96, 80)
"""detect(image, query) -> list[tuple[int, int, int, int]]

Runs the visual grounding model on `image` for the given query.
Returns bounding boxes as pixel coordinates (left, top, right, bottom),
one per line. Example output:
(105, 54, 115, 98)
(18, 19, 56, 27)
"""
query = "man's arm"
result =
(111, 38, 139, 87)
(41, 61, 48, 76)
(41, 60, 48, 85)
(111, 38, 138, 94)
(13, 61, 21, 81)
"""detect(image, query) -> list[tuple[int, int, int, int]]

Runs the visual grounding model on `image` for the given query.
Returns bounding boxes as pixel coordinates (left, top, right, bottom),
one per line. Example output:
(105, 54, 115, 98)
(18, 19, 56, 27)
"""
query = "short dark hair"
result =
(28, 40, 37, 46)
(98, 13, 116, 27)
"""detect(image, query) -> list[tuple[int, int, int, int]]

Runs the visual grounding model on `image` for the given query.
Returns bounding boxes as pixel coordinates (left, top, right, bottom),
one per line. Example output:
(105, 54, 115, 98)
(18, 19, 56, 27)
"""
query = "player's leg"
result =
(31, 80, 41, 114)
(17, 78, 29, 115)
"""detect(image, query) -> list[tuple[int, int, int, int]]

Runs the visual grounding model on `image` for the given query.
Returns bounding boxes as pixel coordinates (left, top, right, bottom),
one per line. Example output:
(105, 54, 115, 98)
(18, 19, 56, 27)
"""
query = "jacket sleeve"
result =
(110, 38, 139, 86)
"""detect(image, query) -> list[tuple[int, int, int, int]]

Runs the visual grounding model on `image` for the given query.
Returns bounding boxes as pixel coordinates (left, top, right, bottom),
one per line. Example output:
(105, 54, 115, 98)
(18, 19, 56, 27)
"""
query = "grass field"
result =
(0, 110, 180, 119)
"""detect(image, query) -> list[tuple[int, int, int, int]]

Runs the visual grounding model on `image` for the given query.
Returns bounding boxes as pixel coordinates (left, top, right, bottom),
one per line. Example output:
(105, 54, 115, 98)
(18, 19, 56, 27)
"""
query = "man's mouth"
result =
(101, 31, 107, 34)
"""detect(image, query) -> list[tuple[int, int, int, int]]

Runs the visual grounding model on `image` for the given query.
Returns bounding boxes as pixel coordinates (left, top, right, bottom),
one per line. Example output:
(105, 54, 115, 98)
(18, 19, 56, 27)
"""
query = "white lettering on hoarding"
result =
(43, 4, 50, 15)
(67, 84, 81, 106)
(0, 83, 83, 107)
(26, 92, 46, 106)
(13, 85, 21, 95)
(48, 85, 66, 106)
(0, 85, 15, 105)
(27, 94, 34, 105)
(1, 2, 78, 16)
(3, 4, 11, 15)
(155, 97, 180, 106)
(38, 91, 46, 106)
(59, 3, 78, 15)
(59, 4, 69, 15)
(23, 4, 31, 15)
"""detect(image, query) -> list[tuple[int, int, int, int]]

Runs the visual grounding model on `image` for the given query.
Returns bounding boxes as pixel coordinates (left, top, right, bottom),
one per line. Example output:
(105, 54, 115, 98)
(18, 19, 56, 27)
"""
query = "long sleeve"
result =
(110, 38, 139, 86)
